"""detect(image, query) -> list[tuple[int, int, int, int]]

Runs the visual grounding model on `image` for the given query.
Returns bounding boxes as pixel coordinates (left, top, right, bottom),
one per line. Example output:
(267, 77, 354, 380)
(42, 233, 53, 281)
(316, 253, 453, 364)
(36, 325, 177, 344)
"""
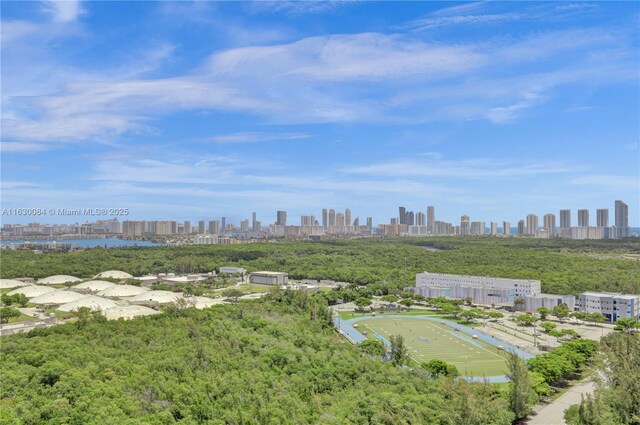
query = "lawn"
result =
(339, 310, 441, 320)
(362, 317, 510, 377)
(236, 284, 273, 293)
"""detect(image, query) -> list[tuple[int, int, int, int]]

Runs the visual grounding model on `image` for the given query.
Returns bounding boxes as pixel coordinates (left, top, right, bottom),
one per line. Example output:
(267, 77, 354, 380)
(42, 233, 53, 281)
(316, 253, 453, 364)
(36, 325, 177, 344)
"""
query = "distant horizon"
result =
(1, 199, 634, 228)
(2, 2, 638, 226)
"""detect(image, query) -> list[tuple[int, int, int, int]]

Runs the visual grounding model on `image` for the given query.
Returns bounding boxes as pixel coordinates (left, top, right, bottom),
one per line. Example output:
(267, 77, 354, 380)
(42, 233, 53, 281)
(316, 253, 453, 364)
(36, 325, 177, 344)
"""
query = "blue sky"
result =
(1, 1, 638, 226)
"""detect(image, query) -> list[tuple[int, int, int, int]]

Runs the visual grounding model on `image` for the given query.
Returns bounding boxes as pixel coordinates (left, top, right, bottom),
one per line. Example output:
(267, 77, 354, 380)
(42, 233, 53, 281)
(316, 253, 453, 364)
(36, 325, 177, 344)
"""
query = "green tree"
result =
(399, 298, 412, 310)
(553, 303, 571, 321)
(586, 313, 606, 327)
(222, 288, 243, 302)
(354, 297, 372, 313)
(422, 359, 459, 378)
(507, 352, 535, 420)
(540, 322, 557, 333)
(380, 294, 397, 303)
(614, 318, 639, 334)
(0, 307, 20, 323)
(465, 296, 473, 306)
(514, 314, 538, 326)
(359, 339, 386, 357)
(514, 298, 525, 311)
(537, 307, 551, 320)
(389, 334, 408, 366)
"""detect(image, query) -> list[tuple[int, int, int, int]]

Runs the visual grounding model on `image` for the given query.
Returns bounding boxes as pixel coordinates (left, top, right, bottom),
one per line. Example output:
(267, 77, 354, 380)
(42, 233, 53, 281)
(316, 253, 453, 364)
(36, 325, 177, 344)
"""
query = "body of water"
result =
(0, 238, 162, 248)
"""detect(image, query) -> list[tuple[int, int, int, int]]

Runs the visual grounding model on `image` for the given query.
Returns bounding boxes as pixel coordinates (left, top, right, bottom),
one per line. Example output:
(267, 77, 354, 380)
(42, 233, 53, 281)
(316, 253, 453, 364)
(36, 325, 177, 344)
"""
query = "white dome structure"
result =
(0, 279, 32, 289)
(97, 285, 150, 298)
(94, 270, 133, 279)
(58, 295, 119, 312)
(38, 275, 82, 285)
(129, 291, 183, 304)
(7, 285, 57, 298)
(72, 280, 116, 293)
(30, 290, 86, 305)
(102, 305, 160, 320)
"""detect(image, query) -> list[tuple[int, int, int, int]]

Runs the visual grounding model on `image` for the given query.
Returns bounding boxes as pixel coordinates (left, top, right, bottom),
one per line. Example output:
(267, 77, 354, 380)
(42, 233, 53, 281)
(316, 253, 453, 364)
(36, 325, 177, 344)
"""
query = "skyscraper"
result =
(427, 206, 435, 234)
(460, 215, 470, 236)
(406, 211, 414, 226)
(353, 217, 360, 227)
(252, 212, 257, 231)
(526, 214, 538, 236)
(615, 200, 629, 238)
(503, 221, 511, 236)
(336, 213, 345, 226)
(615, 200, 628, 227)
(322, 209, 328, 228)
(596, 209, 609, 227)
(559, 209, 571, 229)
(208, 220, 220, 235)
(490, 222, 498, 236)
(198, 220, 205, 234)
(183, 220, 192, 235)
(276, 211, 287, 226)
(221, 217, 226, 233)
(329, 209, 336, 226)
(578, 209, 589, 227)
(345, 209, 351, 226)
(366, 217, 372, 230)
(399, 207, 406, 225)
(301, 215, 315, 226)
(240, 219, 249, 232)
(543, 213, 556, 235)
(517, 220, 525, 237)
(415, 212, 425, 226)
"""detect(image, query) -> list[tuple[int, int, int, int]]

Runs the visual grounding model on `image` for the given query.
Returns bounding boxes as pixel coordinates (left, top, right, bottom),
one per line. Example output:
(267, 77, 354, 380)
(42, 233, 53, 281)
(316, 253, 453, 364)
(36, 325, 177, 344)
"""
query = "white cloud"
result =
(44, 0, 84, 23)
(0, 142, 49, 153)
(205, 132, 310, 144)
(344, 156, 575, 179)
(571, 175, 639, 191)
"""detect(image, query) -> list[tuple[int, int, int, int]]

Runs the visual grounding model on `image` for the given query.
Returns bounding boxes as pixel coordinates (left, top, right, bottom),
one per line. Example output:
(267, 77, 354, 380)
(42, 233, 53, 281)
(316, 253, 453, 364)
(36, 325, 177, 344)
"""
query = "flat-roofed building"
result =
(576, 291, 640, 322)
(413, 272, 541, 305)
(524, 293, 575, 313)
(219, 267, 247, 274)
(250, 271, 288, 286)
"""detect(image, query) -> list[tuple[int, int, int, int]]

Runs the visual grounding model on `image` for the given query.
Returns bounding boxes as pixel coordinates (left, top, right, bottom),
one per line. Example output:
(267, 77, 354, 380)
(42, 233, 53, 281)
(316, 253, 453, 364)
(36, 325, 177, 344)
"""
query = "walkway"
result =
(528, 380, 595, 425)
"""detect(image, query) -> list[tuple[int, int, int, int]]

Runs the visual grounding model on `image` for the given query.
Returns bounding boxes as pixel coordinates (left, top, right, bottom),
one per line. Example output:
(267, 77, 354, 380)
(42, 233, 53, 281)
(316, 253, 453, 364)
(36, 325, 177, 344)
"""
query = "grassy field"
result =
(362, 317, 509, 377)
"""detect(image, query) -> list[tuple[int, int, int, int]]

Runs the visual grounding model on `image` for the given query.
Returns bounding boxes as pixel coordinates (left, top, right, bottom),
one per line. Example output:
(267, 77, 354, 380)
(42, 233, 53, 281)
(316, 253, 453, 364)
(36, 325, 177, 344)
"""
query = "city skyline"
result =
(1, 2, 639, 225)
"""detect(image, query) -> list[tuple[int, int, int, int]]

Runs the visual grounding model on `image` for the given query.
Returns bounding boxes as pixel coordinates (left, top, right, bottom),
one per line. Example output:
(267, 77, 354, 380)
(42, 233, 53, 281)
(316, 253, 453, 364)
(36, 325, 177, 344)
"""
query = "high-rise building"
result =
(345, 209, 351, 226)
(252, 212, 257, 231)
(353, 217, 360, 227)
(301, 215, 315, 226)
(559, 209, 571, 229)
(460, 215, 470, 236)
(596, 209, 609, 227)
(615, 200, 629, 238)
(221, 217, 226, 233)
(208, 220, 220, 235)
(198, 220, 206, 234)
(406, 211, 414, 226)
(240, 219, 249, 232)
(543, 213, 556, 235)
(336, 213, 345, 226)
(526, 214, 538, 236)
(490, 222, 498, 236)
(470, 221, 485, 236)
(366, 217, 373, 230)
(517, 220, 525, 237)
(322, 209, 328, 227)
(183, 220, 192, 235)
(503, 221, 511, 236)
(427, 206, 435, 234)
(578, 209, 589, 227)
(276, 211, 287, 226)
(329, 209, 336, 226)
(615, 200, 628, 228)
(415, 212, 425, 226)
(399, 207, 406, 225)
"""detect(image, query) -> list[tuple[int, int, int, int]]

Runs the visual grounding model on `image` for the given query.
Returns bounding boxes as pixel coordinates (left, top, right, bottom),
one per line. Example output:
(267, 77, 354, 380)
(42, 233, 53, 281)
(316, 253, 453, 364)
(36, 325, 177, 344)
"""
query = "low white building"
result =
(524, 293, 576, 313)
(576, 292, 640, 322)
(413, 272, 541, 306)
(219, 267, 247, 274)
(250, 271, 288, 286)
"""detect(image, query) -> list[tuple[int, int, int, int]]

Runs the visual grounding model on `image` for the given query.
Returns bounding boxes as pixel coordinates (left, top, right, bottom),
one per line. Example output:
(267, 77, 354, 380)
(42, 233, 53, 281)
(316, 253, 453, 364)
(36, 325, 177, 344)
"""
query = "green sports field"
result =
(361, 317, 509, 377)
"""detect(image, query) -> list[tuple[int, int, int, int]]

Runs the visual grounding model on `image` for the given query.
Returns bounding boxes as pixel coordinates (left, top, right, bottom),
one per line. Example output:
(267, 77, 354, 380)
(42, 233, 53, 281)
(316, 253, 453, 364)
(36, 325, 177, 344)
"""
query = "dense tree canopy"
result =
(1, 237, 638, 295)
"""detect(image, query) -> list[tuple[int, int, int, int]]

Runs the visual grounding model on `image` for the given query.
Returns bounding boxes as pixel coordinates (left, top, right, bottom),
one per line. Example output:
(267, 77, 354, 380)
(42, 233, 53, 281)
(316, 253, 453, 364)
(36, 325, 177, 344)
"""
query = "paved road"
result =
(528, 380, 595, 425)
